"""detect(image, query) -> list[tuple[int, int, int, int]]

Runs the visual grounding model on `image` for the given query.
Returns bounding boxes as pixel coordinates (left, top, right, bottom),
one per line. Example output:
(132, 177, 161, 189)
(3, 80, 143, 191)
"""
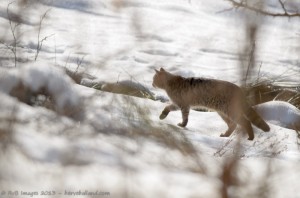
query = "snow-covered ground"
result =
(1, 0, 300, 197)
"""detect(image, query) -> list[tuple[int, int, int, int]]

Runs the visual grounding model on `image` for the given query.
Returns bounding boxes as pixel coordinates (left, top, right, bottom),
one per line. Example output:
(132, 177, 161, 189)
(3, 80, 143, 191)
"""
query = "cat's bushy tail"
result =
(245, 105, 270, 132)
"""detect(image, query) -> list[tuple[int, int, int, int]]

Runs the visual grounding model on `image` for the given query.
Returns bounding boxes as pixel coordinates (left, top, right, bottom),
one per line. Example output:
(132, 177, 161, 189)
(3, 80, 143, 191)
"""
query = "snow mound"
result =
(0, 62, 81, 117)
(101, 80, 156, 100)
(254, 101, 300, 130)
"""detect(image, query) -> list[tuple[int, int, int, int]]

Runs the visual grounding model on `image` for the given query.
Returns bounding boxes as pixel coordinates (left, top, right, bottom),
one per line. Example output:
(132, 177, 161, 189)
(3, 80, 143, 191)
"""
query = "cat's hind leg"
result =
(238, 116, 254, 140)
(218, 113, 237, 138)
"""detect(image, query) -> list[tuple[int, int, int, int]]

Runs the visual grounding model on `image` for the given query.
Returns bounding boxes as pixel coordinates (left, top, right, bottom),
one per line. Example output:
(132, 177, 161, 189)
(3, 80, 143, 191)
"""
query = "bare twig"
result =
(225, 0, 300, 17)
(75, 55, 87, 73)
(216, 7, 235, 14)
(278, 0, 288, 15)
(7, 1, 19, 67)
(35, 9, 53, 61)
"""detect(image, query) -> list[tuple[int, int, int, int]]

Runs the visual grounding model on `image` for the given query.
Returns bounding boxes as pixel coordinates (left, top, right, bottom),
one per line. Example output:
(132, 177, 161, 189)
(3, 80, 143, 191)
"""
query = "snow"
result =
(0, 61, 81, 114)
(0, 0, 300, 197)
(254, 101, 300, 129)
(0, 68, 20, 93)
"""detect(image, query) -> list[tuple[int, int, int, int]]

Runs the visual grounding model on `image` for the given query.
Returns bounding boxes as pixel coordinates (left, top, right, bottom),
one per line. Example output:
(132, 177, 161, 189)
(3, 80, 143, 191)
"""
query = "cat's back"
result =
(168, 76, 240, 94)
(168, 76, 212, 90)
(166, 76, 243, 108)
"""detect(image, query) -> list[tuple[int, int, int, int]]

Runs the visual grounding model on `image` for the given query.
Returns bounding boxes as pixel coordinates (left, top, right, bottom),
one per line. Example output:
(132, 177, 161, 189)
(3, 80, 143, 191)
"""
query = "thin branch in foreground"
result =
(225, 0, 300, 17)
(278, 0, 288, 15)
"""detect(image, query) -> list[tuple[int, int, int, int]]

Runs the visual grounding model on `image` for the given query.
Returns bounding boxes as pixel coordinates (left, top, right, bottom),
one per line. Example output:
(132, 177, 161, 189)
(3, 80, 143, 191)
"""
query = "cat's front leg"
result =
(159, 104, 179, 120)
(178, 107, 190, 127)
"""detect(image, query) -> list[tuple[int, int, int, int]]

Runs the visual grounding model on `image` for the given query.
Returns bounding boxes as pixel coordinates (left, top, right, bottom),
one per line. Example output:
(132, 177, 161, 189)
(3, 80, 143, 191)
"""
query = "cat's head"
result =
(152, 68, 168, 89)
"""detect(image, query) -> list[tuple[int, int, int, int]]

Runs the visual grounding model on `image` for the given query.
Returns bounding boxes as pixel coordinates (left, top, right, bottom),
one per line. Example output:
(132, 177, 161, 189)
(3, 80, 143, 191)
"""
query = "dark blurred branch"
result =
(240, 24, 257, 85)
(225, 0, 300, 17)
(0, 104, 18, 150)
(244, 39, 255, 84)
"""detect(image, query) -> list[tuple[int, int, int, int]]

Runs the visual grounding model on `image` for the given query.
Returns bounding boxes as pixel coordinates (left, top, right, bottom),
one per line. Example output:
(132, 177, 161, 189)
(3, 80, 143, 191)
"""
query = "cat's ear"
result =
(155, 69, 159, 74)
(160, 68, 165, 72)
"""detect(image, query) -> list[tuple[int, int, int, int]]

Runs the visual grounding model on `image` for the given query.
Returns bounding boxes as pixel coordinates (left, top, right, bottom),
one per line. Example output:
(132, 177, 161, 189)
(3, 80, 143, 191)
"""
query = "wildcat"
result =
(152, 68, 270, 140)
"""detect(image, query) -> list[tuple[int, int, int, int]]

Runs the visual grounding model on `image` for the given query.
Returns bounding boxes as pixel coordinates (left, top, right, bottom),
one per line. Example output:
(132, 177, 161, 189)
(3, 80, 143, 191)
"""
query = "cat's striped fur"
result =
(152, 68, 270, 140)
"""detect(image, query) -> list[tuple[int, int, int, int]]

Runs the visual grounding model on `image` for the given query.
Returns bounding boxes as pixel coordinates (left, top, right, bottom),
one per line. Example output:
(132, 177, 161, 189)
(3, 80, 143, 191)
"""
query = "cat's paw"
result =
(247, 136, 254, 141)
(159, 112, 168, 120)
(177, 122, 187, 127)
(220, 133, 227, 137)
